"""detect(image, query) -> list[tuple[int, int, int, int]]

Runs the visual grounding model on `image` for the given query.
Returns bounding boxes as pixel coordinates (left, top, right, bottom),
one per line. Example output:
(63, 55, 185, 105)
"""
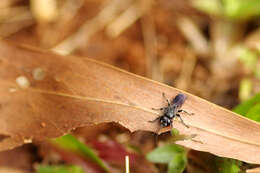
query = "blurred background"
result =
(1, 0, 260, 172)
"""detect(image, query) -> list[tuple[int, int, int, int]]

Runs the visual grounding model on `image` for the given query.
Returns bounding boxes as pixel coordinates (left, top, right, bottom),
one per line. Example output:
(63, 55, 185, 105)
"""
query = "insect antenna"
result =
(162, 92, 170, 106)
(148, 116, 160, 123)
(151, 107, 164, 111)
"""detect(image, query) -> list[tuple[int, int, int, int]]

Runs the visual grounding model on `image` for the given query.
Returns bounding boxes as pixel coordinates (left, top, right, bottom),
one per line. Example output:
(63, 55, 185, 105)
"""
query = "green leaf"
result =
(36, 165, 84, 173)
(223, 0, 260, 20)
(168, 154, 187, 173)
(233, 92, 260, 115)
(246, 103, 260, 121)
(215, 158, 241, 173)
(52, 134, 109, 172)
(146, 144, 185, 164)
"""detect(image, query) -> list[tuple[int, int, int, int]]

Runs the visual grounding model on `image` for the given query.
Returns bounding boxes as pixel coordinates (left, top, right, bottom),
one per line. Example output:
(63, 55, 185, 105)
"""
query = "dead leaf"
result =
(1, 40, 260, 164)
(247, 167, 260, 173)
(0, 167, 27, 173)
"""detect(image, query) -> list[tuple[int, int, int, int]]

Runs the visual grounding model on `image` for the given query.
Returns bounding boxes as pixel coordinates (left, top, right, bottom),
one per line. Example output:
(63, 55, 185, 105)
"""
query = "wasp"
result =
(149, 93, 193, 128)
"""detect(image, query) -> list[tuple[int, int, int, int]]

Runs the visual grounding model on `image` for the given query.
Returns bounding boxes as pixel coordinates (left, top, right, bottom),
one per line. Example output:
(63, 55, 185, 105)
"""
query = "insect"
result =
(149, 93, 193, 128)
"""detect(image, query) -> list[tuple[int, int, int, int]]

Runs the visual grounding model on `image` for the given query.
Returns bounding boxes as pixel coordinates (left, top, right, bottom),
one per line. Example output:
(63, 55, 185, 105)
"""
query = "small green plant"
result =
(146, 144, 187, 173)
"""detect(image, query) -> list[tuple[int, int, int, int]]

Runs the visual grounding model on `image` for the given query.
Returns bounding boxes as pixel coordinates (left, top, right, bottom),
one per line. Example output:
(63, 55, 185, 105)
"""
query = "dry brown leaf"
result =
(0, 167, 27, 173)
(1, 41, 260, 164)
(247, 167, 260, 173)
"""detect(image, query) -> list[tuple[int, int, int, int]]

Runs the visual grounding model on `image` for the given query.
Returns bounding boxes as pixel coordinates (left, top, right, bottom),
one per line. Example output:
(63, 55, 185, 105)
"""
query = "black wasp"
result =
(149, 93, 193, 128)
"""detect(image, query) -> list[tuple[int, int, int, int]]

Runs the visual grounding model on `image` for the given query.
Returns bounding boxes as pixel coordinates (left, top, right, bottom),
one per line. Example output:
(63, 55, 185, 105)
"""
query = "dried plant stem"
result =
(52, 0, 132, 55)
(125, 155, 130, 173)
(177, 17, 209, 56)
(106, 2, 142, 38)
(140, 0, 162, 81)
(176, 51, 196, 90)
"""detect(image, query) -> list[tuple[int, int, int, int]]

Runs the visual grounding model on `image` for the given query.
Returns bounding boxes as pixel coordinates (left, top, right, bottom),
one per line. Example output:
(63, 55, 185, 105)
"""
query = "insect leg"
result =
(154, 133, 158, 146)
(152, 107, 164, 111)
(178, 109, 194, 116)
(176, 114, 189, 128)
(148, 116, 160, 123)
(162, 92, 170, 106)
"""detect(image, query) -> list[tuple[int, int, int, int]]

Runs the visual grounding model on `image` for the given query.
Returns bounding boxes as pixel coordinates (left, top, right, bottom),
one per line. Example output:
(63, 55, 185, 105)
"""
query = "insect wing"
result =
(172, 94, 186, 107)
